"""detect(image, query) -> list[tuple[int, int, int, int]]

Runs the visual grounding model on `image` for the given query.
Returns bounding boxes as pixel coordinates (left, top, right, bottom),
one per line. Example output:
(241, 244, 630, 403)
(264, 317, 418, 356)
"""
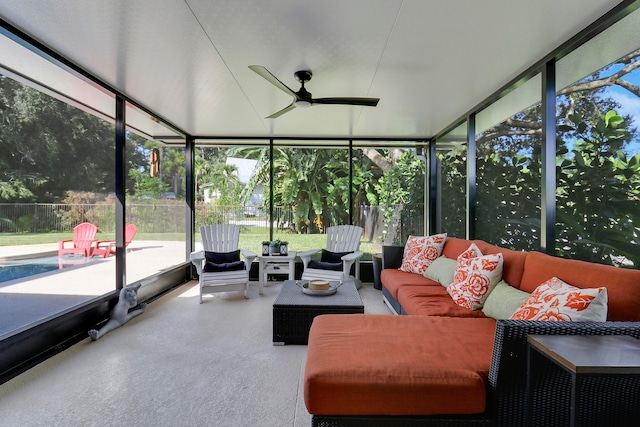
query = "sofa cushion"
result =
(482, 280, 530, 320)
(510, 277, 608, 322)
(441, 239, 528, 290)
(473, 240, 527, 288)
(423, 255, 457, 287)
(441, 237, 477, 259)
(399, 234, 447, 274)
(398, 285, 488, 317)
(304, 315, 497, 416)
(381, 268, 438, 299)
(520, 251, 640, 321)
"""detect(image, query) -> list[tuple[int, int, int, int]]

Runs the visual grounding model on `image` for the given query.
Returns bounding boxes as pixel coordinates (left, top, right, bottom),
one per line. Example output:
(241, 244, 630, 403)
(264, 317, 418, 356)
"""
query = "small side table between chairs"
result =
(257, 252, 297, 294)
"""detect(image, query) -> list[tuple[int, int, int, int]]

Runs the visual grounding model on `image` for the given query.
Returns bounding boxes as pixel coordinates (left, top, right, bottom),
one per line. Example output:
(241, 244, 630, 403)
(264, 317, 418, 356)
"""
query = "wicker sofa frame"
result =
(312, 320, 640, 427)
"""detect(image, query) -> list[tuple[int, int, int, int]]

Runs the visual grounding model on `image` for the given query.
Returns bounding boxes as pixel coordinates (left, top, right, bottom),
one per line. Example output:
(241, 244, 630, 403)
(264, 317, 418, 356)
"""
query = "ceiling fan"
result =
(249, 65, 379, 119)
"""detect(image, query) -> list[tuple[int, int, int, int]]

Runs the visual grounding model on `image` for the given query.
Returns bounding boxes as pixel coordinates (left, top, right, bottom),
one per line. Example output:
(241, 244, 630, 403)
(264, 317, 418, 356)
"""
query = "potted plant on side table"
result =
(266, 239, 288, 256)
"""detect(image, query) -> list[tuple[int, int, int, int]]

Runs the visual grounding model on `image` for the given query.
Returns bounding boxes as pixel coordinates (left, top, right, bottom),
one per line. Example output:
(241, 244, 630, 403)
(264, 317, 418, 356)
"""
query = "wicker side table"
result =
(527, 334, 640, 426)
(273, 279, 364, 345)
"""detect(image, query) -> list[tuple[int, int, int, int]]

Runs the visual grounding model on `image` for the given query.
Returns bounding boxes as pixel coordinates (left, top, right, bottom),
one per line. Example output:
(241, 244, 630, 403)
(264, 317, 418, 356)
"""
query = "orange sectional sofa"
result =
(304, 237, 640, 426)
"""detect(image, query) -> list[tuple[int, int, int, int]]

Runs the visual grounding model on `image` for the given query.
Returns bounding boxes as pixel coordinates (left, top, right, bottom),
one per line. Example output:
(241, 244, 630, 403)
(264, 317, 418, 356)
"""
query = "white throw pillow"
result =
(399, 234, 447, 274)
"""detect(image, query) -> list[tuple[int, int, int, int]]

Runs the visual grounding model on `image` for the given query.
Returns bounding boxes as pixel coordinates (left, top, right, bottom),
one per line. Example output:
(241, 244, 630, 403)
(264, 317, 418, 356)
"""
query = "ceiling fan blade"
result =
(249, 65, 297, 98)
(266, 103, 297, 119)
(312, 97, 379, 107)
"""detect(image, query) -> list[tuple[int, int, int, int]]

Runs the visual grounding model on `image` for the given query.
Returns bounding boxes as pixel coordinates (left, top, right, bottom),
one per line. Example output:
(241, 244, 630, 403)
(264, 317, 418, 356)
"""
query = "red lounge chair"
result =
(58, 222, 98, 258)
(92, 224, 137, 258)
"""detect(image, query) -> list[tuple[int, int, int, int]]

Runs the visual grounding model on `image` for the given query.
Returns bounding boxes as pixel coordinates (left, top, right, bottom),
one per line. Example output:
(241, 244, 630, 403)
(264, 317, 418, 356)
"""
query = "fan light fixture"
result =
(295, 100, 312, 108)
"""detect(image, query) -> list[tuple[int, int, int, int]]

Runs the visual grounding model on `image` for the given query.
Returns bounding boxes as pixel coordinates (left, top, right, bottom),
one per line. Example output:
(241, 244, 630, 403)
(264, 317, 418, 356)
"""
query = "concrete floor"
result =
(0, 279, 391, 427)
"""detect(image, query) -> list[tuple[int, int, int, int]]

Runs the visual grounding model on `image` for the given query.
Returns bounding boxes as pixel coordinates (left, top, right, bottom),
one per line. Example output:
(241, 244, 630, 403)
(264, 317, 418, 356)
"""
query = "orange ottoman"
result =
(304, 314, 497, 416)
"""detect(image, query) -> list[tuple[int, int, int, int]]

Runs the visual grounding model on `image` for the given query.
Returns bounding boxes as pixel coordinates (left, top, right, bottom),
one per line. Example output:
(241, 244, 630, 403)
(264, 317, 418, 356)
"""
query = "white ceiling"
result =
(0, 0, 627, 141)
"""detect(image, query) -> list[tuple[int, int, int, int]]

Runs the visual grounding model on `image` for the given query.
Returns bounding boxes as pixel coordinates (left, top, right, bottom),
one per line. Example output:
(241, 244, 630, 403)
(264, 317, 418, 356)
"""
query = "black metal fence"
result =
(0, 203, 283, 234)
(0, 203, 187, 234)
(0, 203, 423, 243)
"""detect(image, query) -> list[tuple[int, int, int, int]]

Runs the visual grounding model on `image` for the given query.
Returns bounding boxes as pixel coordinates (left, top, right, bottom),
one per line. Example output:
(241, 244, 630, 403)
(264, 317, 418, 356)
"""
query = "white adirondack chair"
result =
(190, 224, 257, 303)
(299, 225, 364, 287)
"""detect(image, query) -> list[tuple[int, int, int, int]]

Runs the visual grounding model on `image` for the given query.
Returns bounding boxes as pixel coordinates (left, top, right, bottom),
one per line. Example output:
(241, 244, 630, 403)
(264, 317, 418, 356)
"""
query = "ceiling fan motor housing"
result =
(294, 70, 313, 83)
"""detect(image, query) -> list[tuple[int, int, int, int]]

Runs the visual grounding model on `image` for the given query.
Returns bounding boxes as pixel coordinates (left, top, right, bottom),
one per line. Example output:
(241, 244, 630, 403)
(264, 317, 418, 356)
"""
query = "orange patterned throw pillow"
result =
(446, 243, 503, 310)
(509, 277, 608, 322)
(399, 234, 447, 274)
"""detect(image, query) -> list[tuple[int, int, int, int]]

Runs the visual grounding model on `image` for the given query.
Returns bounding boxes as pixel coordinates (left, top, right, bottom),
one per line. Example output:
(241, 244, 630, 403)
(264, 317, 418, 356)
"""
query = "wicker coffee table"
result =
(273, 279, 364, 345)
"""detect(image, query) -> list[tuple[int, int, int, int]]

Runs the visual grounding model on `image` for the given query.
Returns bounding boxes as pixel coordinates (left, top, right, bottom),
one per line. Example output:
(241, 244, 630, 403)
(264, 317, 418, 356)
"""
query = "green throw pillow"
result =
(423, 256, 457, 287)
(482, 280, 530, 320)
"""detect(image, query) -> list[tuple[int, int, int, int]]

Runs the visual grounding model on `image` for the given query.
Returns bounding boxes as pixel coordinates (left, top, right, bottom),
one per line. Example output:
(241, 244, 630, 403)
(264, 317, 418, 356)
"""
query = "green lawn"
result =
(0, 230, 380, 261)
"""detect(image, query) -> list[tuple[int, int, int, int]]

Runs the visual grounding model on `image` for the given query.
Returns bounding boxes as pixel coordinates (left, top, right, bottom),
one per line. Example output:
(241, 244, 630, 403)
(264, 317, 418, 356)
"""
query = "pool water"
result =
(0, 256, 97, 284)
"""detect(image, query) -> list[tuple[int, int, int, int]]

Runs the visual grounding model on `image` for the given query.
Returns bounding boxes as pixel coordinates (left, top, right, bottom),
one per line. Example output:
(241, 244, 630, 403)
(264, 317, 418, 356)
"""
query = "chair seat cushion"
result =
(305, 315, 496, 415)
(308, 260, 342, 271)
(204, 260, 245, 272)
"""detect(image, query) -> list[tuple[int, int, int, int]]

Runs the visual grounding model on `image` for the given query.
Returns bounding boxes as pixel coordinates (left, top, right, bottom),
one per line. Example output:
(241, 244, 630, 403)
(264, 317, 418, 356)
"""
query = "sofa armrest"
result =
(489, 320, 640, 426)
(382, 245, 404, 269)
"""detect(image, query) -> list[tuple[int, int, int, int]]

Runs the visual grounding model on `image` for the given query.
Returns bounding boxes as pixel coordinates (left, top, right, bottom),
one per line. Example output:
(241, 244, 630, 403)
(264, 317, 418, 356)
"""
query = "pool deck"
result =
(0, 240, 188, 337)
(0, 243, 62, 260)
(1, 240, 187, 293)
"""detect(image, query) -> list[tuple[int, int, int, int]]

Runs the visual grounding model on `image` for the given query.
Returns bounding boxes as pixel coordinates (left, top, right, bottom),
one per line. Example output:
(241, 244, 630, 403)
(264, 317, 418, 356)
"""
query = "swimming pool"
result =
(0, 255, 97, 284)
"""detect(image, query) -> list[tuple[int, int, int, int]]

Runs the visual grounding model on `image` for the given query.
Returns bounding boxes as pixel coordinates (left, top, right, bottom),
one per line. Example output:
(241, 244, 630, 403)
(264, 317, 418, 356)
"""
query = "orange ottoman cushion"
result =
(399, 285, 489, 317)
(304, 315, 496, 416)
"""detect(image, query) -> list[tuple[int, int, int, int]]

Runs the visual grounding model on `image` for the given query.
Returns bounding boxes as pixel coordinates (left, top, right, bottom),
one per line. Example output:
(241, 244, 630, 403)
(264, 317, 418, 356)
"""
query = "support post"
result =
(427, 140, 438, 235)
(466, 114, 477, 240)
(185, 135, 195, 262)
(541, 58, 557, 254)
(115, 95, 126, 289)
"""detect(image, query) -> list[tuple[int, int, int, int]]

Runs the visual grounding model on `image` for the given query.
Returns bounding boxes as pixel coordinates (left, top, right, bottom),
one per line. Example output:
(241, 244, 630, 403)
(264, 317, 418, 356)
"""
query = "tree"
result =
(156, 148, 185, 198)
(196, 154, 242, 207)
(128, 168, 169, 199)
(270, 147, 349, 233)
(438, 50, 640, 267)
(373, 151, 425, 244)
(557, 111, 640, 267)
(0, 75, 148, 203)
